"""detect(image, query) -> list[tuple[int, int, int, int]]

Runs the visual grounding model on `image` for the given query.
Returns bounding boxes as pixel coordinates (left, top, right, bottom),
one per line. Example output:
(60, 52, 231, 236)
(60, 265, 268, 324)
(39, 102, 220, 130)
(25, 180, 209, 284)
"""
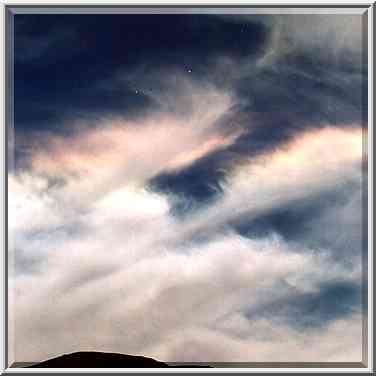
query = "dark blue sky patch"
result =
(14, 14, 268, 134)
(245, 280, 361, 330)
(230, 186, 355, 240)
(230, 182, 363, 265)
(149, 152, 230, 217)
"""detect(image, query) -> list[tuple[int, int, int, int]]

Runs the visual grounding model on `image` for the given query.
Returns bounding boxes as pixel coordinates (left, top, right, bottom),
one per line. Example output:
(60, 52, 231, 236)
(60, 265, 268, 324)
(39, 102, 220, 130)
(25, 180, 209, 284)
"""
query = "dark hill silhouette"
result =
(29, 351, 210, 368)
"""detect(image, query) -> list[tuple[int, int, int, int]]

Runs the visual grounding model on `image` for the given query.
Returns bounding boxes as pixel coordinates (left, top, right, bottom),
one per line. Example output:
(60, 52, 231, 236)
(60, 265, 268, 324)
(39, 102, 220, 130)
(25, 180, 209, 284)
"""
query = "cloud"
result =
(9, 173, 65, 234)
(10, 117, 364, 363)
(269, 14, 364, 64)
(230, 182, 363, 264)
(22, 83, 242, 207)
(148, 313, 362, 362)
(164, 126, 363, 240)
(10, 13, 366, 365)
(226, 14, 365, 67)
(13, 227, 362, 362)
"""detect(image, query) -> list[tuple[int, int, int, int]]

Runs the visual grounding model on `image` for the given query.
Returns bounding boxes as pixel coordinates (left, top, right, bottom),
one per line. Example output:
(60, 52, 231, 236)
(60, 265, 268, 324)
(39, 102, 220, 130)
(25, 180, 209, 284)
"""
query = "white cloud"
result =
(13, 228, 362, 362)
(170, 126, 364, 241)
(252, 14, 364, 67)
(9, 13, 366, 366)
(25, 83, 242, 209)
(9, 117, 364, 363)
(147, 313, 362, 362)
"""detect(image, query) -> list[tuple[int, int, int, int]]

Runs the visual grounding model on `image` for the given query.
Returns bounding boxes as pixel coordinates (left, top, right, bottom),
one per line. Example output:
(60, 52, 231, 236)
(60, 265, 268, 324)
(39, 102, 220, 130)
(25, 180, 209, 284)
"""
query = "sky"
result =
(9, 11, 367, 364)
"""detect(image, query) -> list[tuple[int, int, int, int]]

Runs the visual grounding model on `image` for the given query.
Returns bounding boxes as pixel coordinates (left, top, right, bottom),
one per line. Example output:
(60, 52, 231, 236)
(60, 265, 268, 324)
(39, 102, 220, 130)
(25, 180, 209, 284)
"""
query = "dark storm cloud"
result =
(245, 280, 361, 330)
